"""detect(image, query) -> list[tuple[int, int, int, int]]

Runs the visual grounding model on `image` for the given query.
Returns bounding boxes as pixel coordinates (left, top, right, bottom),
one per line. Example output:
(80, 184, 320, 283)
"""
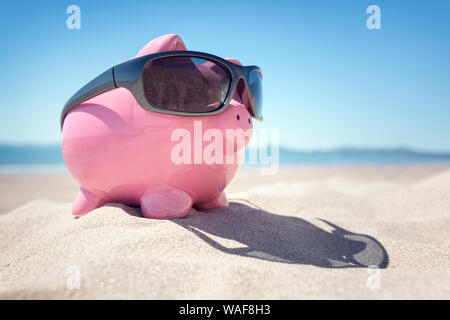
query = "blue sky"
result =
(0, 0, 449, 151)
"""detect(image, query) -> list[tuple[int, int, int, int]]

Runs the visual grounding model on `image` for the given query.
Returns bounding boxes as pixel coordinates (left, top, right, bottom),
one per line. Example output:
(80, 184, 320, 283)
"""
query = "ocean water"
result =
(0, 145, 66, 173)
(1, 145, 450, 173)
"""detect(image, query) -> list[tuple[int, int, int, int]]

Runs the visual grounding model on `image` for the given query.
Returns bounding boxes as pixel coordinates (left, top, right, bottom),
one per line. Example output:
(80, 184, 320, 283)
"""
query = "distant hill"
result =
(245, 146, 450, 165)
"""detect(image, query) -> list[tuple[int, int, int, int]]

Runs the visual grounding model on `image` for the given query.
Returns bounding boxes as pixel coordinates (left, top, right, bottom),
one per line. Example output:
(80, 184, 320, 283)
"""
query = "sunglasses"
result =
(60, 51, 263, 127)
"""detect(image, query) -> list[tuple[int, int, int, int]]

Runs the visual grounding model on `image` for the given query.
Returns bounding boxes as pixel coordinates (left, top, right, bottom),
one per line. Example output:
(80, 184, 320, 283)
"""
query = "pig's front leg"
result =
(194, 192, 228, 211)
(139, 189, 193, 219)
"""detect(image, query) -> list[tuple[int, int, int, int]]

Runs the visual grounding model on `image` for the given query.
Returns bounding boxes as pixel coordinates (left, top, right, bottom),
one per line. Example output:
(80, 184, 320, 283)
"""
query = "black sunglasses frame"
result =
(60, 51, 263, 128)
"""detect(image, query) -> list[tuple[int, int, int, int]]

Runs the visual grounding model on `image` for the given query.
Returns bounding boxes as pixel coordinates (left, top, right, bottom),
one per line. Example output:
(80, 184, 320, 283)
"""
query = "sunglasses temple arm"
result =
(60, 67, 118, 129)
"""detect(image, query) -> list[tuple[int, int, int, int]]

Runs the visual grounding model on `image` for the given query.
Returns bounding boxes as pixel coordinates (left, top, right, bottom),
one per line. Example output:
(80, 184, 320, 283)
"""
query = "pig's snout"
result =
(223, 99, 253, 152)
(228, 99, 253, 132)
(227, 99, 253, 130)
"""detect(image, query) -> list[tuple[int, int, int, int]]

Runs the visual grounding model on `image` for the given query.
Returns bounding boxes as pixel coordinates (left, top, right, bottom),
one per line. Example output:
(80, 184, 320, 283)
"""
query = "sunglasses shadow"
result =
(67, 103, 129, 130)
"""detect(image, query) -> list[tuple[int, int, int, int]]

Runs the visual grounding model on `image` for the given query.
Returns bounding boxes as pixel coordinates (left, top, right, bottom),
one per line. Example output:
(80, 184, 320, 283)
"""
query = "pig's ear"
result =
(224, 58, 242, 66)
(136, 34, 187, 57)
(224, 58, 248, 105)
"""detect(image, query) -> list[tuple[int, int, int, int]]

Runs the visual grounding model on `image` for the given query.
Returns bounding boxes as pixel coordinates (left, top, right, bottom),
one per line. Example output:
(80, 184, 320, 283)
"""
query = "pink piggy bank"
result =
(62, 34, 254, 219)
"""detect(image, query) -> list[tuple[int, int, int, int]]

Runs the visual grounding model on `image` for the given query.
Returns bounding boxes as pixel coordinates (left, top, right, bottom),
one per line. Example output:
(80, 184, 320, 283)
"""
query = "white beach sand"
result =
(0, 165, 449, 299)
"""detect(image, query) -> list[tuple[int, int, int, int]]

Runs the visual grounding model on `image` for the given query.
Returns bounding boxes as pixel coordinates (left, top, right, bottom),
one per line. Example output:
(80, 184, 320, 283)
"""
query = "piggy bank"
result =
(62, 34, 253, 219)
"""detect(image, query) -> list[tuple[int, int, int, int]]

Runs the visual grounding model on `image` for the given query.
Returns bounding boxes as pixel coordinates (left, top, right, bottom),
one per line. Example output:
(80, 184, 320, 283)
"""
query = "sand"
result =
(0, 165, 449, 299)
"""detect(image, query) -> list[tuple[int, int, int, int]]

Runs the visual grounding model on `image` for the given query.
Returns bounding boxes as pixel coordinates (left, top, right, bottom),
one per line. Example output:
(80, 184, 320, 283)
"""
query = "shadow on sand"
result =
(113, 200, 389, 269)
(173, 201, 389, 268)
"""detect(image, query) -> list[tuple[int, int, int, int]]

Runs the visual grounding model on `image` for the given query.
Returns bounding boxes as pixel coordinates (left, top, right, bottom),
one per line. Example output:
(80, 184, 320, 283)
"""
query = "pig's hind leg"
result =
(139, 189, 193, 219)
(194, 192, 228, 211)
(72, 189, 106, 217)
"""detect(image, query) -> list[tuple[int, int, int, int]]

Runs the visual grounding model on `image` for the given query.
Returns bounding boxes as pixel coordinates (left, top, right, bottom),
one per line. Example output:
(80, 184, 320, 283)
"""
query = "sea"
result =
(1, 144, 450, 173)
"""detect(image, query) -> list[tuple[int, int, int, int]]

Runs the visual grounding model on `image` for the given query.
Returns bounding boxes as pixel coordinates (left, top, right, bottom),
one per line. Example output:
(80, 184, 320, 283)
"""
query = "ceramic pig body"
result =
(62, 34, 252, 219)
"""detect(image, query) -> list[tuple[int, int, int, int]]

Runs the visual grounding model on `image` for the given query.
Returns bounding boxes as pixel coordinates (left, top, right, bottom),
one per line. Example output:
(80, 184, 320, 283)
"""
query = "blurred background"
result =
(0, 0, 449, 170)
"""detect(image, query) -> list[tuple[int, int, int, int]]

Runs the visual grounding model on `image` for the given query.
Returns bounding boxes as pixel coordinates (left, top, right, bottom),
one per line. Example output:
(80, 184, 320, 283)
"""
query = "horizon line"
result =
(1, 142, 450, 156)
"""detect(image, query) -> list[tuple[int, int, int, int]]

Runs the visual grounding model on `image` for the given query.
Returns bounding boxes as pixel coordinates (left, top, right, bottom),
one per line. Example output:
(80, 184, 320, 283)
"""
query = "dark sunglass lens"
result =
(143, 56, 231, 113)
(249, 70, 263, 119)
